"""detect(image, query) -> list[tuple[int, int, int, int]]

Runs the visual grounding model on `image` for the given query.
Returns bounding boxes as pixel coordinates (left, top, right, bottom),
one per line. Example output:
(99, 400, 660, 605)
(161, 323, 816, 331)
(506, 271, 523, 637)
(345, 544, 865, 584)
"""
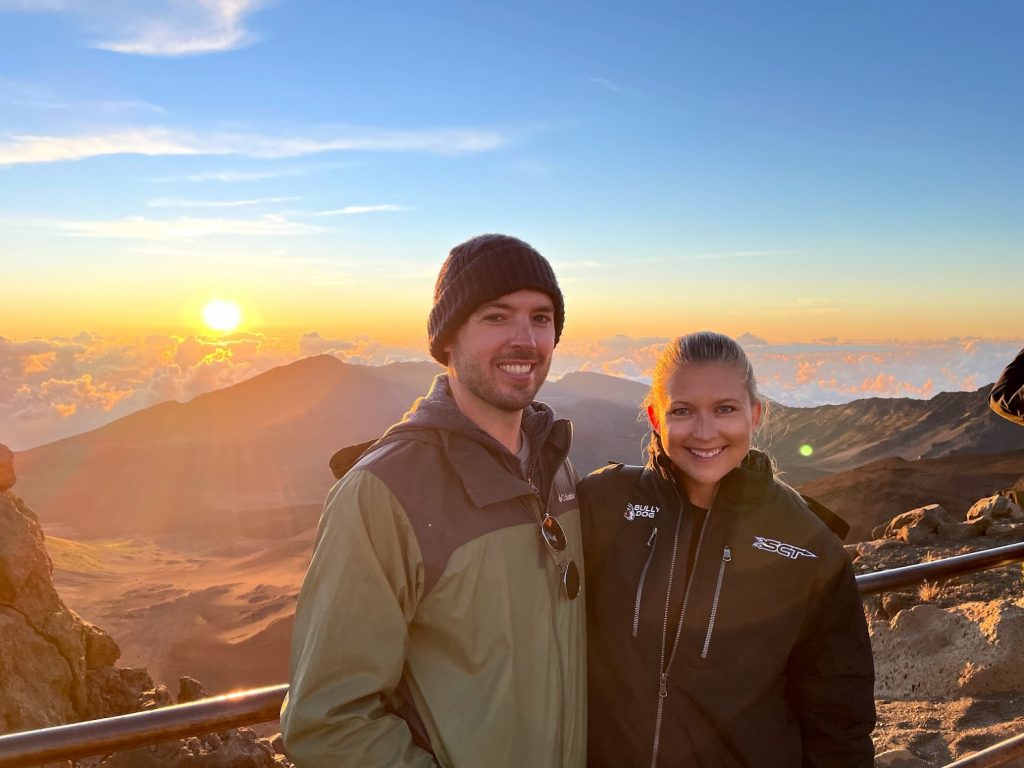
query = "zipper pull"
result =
(723, 545, 732, 562)
(646, 528, 658, 547)
(659, 673, 668, 698)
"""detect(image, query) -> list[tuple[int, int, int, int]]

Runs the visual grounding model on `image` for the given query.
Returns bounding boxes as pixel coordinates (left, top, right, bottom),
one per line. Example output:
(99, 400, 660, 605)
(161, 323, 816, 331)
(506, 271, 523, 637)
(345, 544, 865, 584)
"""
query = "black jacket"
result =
(580, 450, 875, 768)
(991, 347, 1024, 426)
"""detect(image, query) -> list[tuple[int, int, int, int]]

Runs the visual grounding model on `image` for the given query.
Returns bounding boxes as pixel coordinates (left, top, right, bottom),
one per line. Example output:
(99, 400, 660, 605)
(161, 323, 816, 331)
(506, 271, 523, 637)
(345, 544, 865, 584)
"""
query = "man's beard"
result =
(448, 346, 551, 413)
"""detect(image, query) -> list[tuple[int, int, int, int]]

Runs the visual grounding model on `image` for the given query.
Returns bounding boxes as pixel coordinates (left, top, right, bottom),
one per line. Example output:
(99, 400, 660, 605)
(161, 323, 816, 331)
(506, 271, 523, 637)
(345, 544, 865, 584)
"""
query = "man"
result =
(281, 234, 586, 767)
(990, 346, 1024, 426)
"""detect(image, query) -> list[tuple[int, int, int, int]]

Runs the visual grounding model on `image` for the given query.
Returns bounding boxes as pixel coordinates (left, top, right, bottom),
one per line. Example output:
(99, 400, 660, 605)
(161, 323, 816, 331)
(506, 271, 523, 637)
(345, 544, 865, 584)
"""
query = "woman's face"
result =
(647, 362, 762, 508)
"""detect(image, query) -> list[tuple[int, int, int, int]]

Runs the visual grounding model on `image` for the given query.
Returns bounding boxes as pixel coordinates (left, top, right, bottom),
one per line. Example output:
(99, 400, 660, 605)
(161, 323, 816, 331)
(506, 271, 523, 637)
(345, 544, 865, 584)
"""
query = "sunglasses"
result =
(540, 513, 581, 599)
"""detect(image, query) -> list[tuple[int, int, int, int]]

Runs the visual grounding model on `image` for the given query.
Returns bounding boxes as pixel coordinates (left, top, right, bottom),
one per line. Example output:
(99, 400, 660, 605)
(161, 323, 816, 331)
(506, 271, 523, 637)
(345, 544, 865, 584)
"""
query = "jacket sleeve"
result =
(785, 553, 876, 768)
(281, 469, 437, 768)
(990, 347, 1024, 426)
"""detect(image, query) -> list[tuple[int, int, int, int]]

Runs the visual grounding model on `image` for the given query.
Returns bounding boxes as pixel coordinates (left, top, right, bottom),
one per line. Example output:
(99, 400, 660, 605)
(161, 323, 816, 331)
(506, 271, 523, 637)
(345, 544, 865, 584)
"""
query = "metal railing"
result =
(1, 540, 1024, 768)
(855, 540, 1024, 595)
(0, 685, 287, 768)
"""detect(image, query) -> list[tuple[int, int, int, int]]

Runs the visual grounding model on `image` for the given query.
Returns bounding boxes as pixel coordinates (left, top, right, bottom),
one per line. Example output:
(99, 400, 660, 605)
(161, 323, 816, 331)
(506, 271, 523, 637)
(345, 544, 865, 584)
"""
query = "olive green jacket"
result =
(281, 375, 586, 767)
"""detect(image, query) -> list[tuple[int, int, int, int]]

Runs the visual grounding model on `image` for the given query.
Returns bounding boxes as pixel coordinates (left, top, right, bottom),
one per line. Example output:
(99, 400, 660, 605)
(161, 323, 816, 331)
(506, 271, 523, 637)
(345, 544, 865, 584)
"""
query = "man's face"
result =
(445, 289, 556, 413)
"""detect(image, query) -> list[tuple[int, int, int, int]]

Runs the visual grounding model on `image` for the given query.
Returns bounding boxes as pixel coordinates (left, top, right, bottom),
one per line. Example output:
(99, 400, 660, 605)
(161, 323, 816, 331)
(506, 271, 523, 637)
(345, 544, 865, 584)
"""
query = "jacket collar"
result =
(334, 374, 570, 508)
(643, 431, 775, 507)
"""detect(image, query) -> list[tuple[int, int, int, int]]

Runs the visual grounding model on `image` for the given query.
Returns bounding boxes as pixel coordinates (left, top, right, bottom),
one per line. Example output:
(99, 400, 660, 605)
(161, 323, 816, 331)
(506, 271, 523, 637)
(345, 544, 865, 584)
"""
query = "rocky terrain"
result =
(0, 445, 287, 767)
(856, 492, 1024, 766)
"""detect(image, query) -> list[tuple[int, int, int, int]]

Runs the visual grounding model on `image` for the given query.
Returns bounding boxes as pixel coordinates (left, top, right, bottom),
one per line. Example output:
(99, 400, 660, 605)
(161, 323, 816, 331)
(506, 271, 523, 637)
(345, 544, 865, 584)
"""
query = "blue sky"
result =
(0, 1, 1022, 447)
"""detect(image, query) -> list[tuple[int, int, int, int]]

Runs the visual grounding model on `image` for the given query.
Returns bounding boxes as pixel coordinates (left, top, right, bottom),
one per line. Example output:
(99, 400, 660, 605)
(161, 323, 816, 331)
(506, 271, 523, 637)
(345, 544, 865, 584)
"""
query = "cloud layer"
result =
(1, 0, 267, 56)
(2, 333, 1017, 451)
(0, 126, 511, 167)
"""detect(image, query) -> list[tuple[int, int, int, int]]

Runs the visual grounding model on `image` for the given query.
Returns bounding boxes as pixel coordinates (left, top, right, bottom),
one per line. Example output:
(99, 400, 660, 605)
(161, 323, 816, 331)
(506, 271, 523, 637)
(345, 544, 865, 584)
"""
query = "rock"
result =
(269, 734, 285, 755)
(139, 685, 174, 710)
(967, 494, 1023, 523)
(0, 491, 89, 729)
(84, 623, 121, 669)
(881, 593, 915, 618)
(83, 667, 153, 720)
(874, 748, 932, 767)
(99, 729, 276, 768)
(0, 445, 14, 491)
(872, 601, 1024, 700)
(875, 504, 959, 544)
(0, 490, 156, 732)
(178, 676, 210, 703)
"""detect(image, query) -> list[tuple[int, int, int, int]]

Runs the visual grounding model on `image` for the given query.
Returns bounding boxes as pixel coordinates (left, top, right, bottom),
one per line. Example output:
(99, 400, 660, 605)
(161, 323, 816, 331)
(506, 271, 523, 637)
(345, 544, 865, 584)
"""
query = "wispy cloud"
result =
(588, 77, 629, 95)
(0, 126, 511, 166)
(147, 196, 300, 209)
(154, 161, 359, 184)
(47, 214, 328, 240)
(301, 204, 408, 217)
(0, 0, 267, 56)
(0, 76, 166, 114)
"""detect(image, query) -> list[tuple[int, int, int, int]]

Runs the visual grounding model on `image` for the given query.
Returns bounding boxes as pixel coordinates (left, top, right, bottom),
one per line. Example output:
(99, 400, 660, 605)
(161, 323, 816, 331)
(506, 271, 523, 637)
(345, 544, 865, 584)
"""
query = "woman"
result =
(581, 331, 875, 767)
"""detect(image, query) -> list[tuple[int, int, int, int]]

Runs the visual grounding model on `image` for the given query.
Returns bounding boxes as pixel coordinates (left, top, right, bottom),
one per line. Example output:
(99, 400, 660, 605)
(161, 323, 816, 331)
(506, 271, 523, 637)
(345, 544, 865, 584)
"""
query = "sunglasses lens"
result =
(563, 559, 580, 599)
(540, 515, 567, 551)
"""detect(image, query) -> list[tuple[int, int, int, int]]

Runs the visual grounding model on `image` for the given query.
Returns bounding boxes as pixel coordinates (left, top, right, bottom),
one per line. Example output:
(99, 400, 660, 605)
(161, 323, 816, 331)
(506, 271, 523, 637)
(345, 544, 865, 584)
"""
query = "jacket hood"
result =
(329, 373, 563, 480)
(384, 374, 557, 455)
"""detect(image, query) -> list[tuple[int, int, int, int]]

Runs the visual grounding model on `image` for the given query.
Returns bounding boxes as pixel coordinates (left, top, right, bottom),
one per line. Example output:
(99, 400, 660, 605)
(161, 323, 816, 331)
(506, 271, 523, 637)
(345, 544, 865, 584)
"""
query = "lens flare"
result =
(799, 444, 814, 457)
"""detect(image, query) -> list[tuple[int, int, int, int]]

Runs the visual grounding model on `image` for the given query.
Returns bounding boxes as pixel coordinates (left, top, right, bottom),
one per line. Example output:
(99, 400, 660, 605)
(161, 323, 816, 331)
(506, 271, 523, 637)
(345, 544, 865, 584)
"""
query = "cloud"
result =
(147, 196, 301, 209)
(154, 161, 358, 184)
(0, 126, 511, 166)
(43, 214, 328, 240)
(0, 76, 166, 114)
(0, 0, 267, 57)
(3, 332, 1017, 452)
(588, 77, 629, 95)
(302, 205, 408, 216)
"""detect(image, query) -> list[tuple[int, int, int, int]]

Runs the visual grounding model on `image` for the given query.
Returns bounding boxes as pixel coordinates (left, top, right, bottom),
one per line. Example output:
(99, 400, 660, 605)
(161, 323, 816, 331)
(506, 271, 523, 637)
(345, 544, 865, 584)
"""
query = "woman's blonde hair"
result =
(642, 331, 763, 463)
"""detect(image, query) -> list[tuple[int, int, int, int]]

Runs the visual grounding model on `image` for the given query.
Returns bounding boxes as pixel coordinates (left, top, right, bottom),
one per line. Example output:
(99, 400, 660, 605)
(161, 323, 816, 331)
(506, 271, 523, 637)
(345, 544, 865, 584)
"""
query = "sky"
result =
(1, 1, 1022, 449)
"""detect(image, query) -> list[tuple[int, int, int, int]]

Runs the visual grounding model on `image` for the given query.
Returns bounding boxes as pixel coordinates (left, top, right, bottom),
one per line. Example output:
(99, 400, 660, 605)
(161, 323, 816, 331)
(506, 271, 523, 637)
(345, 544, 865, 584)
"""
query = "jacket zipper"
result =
(633, 527, 658, 638)
(650, 497, 714, 768)
(534, 431, 574, 768)
(700, 545, 731, 659)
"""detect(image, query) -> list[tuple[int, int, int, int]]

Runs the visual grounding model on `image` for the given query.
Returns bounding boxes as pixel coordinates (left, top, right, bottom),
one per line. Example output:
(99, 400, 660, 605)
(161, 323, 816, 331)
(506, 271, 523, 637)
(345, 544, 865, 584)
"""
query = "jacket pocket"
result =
(700, 545, 731, 659)
(632, 527, 658, 638)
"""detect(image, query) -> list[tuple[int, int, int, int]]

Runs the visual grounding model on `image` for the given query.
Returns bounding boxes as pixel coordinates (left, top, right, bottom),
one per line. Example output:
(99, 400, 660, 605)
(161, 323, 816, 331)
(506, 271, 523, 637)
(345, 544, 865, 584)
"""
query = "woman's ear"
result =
(646, 403, 660, 433)
(751, 399, 763, 430)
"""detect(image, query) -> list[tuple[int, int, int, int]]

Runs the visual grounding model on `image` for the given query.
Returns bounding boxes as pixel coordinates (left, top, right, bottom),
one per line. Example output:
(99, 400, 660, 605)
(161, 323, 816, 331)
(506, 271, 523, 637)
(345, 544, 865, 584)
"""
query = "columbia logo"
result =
(624, 502, 658, 521)
(752, 536, 817, 560)
(558, 491, 576, 503)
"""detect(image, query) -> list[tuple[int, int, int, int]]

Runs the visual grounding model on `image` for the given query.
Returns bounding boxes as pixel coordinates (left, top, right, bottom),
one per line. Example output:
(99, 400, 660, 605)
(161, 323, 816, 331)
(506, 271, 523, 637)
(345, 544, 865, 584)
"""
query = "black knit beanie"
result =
(428, 234, 565, 365)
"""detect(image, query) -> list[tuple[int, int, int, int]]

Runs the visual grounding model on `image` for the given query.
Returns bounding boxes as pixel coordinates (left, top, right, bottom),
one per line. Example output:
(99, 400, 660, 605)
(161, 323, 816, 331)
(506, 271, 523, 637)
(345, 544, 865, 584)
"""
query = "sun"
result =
(202, 300, 242, 332)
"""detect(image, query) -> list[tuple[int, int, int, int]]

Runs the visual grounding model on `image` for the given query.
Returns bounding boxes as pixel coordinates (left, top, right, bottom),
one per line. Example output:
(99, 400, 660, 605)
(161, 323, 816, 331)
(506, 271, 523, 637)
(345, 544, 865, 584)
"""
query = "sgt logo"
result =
(624, 502, 658, 521)
(558, 491, 576, 503)
(752, 536, 817, 560)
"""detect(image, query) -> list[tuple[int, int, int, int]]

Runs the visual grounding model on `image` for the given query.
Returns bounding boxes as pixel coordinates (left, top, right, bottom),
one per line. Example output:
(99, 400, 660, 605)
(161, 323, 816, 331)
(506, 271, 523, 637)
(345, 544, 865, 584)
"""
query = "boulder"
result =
(966, 494, 1024, 523)
(178, 676, 211, 703)
(872, 504, 959, 544)
(0, 490, 145, 732)
(0, 444, 14, 491)
(872, 600, 1024, 700)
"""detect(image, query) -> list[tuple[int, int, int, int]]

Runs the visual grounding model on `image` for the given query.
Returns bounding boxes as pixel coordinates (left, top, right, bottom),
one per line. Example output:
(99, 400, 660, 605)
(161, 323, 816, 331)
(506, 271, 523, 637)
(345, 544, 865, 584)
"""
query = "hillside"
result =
(12, 356, 1024, 539)
(796, 450, 1024, 543)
